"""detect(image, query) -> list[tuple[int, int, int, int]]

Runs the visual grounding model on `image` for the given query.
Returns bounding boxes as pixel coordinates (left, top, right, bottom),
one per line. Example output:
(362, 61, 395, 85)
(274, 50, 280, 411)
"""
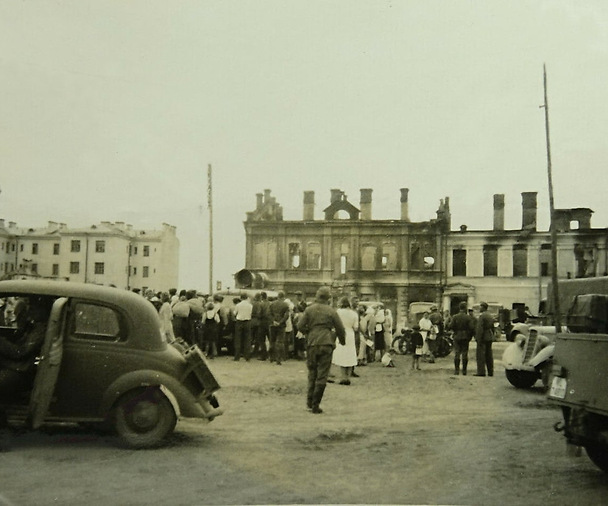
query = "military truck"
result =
(548, 293, 608, 472)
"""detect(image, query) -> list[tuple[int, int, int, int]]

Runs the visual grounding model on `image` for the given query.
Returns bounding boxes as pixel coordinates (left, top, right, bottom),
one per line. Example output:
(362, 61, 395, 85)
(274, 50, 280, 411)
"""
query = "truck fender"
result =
(502, 342, 524, 370)
(528, 344, 555, 368)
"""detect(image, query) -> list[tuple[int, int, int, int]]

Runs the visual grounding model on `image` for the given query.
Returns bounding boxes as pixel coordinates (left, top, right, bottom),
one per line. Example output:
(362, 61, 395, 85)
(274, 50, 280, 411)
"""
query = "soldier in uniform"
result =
(474, 301, 495, 377)
(298, 286, 346, 414)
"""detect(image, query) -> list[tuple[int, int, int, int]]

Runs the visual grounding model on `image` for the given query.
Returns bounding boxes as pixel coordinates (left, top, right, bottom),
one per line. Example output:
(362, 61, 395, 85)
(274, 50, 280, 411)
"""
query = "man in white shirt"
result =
(234, 294, 253, 361)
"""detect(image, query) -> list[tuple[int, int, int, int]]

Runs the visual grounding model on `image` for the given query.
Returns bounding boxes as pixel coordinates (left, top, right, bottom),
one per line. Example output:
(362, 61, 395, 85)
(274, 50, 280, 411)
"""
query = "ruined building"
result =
(446, 192, 608, 314)
(240, 188, 450, 325)
(240, 188, 608, 325)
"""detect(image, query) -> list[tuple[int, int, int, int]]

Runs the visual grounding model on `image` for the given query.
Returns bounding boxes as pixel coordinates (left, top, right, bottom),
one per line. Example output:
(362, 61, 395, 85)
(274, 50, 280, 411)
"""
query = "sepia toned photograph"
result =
(1, 1, 608, 505)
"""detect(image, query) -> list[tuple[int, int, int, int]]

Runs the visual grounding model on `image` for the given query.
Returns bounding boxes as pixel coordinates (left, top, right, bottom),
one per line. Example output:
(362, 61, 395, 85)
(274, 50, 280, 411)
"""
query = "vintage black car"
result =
(0, 280, 222, 448)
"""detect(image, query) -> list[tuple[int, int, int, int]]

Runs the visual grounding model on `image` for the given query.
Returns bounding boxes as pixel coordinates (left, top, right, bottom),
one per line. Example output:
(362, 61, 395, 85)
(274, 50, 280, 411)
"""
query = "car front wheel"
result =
(114, 387, 177, 449)
(505, 369, 538, 389)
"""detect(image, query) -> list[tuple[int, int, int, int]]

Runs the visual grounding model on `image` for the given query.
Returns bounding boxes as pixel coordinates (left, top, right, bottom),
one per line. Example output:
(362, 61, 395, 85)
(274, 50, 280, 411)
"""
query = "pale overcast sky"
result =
(1, 1, 607, 290)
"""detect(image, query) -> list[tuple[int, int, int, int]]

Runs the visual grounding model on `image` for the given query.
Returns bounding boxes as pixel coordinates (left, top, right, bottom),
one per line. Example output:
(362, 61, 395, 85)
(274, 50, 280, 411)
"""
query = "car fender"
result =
(510, 323, 530, 340)
(528, 344, 555, 368)
(502, 342, 524, 370)
(158, 384, 181, 418)
(100, 370, 194, 418)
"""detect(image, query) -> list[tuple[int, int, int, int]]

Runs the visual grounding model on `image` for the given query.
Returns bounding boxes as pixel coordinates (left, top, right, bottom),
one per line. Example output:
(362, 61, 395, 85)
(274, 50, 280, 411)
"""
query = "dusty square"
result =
(1, 342, 608, 505)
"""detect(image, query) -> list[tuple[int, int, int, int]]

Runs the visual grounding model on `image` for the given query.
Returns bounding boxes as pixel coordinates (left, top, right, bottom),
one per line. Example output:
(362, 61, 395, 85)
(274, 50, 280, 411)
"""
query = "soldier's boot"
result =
(462, 359, 468, 376)
(311, 384, 326, 414)
(454, 358, 460, 375)
(306, 381, 315, 410)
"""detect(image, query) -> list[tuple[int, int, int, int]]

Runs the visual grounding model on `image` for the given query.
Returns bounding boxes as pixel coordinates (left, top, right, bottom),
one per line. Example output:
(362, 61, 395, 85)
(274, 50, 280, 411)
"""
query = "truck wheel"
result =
(585, 445, 608, 473)
(114, 387, 177, 449)
(505, 369, 538, 389)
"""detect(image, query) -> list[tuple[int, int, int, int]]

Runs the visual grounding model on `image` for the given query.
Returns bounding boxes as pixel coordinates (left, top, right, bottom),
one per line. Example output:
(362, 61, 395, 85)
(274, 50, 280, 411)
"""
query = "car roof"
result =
(0, 279, 137, 304)
(0, 280, 164, 349)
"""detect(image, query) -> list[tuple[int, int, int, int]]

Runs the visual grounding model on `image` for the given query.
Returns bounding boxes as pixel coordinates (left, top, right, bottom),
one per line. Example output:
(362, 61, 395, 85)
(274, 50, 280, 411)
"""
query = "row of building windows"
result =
(277, 244, 551, 276)
(274, 241, 436, 272)
(1, 241, 154, 256)
(452, 245, 553, 277)
(0, 261, 152, 278)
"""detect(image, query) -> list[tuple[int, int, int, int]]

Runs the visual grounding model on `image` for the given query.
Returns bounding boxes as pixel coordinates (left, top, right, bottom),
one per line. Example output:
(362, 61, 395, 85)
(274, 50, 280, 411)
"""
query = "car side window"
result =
(71, 302, 123, 341)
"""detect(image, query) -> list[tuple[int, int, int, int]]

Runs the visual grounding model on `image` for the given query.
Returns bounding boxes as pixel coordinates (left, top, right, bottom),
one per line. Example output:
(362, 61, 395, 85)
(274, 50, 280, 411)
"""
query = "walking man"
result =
(475, 301, 495, 377)
(297, 286, 346, 414)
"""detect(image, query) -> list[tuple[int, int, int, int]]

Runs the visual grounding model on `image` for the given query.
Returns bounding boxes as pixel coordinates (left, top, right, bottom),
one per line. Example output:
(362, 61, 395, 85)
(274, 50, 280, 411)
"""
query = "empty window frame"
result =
(483, 245, 498, 276)
(452, 249, 467, 276)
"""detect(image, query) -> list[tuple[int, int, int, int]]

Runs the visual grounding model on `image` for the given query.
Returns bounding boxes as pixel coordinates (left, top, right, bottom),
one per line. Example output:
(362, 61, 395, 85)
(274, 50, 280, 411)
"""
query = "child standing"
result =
(411, 324, 424, 370)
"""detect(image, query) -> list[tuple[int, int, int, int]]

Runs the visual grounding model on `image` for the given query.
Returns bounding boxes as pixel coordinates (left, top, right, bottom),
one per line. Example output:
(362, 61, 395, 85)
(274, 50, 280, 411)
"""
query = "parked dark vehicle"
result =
(0, 280, 222, 448)
(549, 293, 608, 472)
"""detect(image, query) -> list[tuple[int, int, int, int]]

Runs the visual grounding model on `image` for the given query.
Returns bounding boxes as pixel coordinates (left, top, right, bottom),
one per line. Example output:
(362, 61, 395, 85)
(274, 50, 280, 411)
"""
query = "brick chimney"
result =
(330, 189, 342, 203)
(521, 192, 538, 230)
(493, 194, 505, 231)
(400, 188, 410, 221)
(303, 191, 315, 220)
(256, 193, 263, 210)
(360, 188, 372, 220)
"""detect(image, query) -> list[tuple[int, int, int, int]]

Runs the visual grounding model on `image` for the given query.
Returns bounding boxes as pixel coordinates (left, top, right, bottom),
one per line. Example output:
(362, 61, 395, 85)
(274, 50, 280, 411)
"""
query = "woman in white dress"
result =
(333, 296, 359, 385)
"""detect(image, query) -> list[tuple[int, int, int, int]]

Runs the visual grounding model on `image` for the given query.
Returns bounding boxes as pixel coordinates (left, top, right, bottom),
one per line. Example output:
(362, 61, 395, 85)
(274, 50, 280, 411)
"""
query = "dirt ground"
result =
(2, 341, 608, 506)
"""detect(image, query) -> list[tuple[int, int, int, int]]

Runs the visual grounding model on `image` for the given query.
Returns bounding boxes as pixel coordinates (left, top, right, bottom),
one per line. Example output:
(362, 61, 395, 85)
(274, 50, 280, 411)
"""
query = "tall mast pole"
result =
(542, 64, 561, 332)
(207, 164, 213, 295)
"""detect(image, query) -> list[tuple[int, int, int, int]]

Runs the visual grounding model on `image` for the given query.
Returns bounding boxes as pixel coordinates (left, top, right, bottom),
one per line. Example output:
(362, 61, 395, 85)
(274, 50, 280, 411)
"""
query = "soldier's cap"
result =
(480, 301, 488, 309)
(315, 286, 331, 301)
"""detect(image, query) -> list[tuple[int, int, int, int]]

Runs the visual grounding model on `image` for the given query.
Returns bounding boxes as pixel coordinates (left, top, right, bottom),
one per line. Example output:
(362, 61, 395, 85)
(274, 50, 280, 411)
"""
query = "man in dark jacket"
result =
(297, 286, 346, 414)
(268, 292, 290, 365)
(475, 301, 495, 377)
(0, 297, 50, 402)
(256, 292, 271, 361)
(448, 301, 475, 375)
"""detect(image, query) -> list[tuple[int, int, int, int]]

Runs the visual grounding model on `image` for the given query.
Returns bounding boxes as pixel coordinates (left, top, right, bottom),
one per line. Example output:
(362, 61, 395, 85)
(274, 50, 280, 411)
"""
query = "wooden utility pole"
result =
(542, 64, 562, 332)
(207, 164, 213, 295)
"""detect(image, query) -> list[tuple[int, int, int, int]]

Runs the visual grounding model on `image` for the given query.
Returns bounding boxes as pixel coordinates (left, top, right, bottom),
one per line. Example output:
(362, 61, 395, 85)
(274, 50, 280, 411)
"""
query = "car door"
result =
(28, 297, 68, 429)
(52, 298, 132, 418)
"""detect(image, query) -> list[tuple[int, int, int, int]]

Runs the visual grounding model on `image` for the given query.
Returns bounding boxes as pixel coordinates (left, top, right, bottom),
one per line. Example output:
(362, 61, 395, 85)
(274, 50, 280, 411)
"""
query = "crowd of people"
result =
(139, 287, 310, 363)
(139, 287, 498, 414)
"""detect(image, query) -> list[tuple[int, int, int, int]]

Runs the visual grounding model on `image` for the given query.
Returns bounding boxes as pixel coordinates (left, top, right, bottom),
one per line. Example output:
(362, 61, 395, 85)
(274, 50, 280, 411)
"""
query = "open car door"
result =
(29, 297, 68, 429)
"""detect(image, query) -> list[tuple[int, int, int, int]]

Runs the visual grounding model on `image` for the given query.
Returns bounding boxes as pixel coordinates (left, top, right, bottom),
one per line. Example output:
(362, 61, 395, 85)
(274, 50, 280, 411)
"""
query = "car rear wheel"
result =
(114, 387, 177, 449)
(505, 369, 538, 389)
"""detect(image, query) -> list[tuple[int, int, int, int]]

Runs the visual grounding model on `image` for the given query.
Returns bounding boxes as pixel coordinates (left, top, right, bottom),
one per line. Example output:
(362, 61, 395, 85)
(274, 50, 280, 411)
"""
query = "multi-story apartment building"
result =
(0, 220, 179, 292)
(240, 188, 450, 325)
(240, 188, 608, 326)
